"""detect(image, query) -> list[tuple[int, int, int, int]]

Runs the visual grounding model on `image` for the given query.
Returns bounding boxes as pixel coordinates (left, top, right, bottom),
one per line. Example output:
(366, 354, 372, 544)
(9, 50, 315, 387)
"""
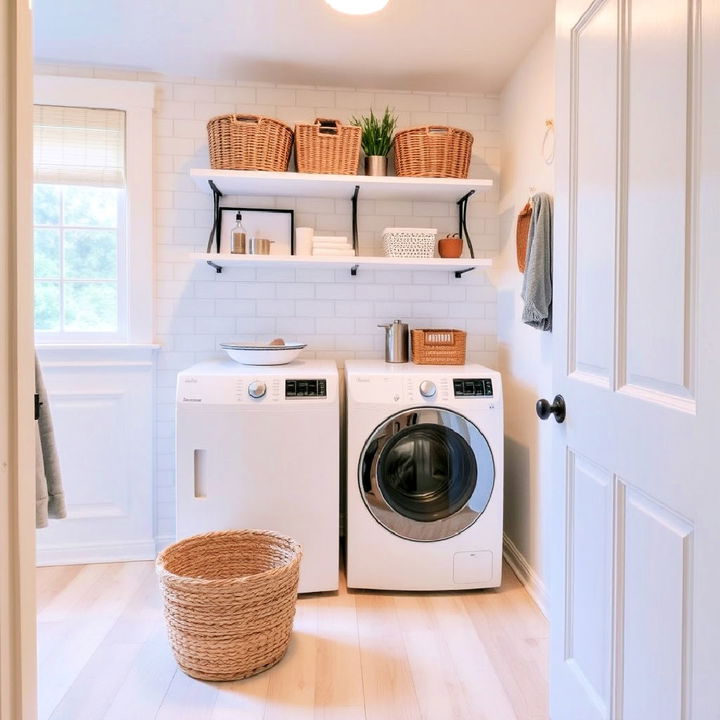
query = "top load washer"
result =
(345, 360, 503, 591)
(176, 358, 339, 593)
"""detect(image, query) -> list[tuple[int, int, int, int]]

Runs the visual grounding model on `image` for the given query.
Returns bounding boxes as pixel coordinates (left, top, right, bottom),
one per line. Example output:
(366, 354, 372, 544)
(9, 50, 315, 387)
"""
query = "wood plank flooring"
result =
(36, 560, 548, 720)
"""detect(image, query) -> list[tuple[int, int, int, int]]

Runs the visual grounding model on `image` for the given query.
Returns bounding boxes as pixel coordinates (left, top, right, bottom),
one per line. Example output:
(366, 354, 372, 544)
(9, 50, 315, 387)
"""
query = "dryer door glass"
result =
(360, 407, 495, 542)
(378, 424, 476, 522)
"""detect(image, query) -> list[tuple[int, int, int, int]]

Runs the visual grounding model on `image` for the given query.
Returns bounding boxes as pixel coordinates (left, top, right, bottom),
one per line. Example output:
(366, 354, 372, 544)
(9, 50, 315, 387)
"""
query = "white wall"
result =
(36, 65, 502, 545)
(494, 24, 555, 613)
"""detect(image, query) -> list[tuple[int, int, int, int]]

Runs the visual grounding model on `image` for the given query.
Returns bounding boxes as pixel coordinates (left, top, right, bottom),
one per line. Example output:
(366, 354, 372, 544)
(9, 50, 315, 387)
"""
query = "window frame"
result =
(33, 75, 154, 345)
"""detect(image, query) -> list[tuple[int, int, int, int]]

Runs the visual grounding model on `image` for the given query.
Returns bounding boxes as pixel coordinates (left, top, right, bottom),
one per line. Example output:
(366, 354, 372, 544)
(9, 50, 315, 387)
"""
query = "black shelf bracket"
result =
(454, 267, 475, 279)
(207, 180, 224, 273)
(351, 185, 360, 252)
(350, 264, 359, 276)
(457, 189, 476, 260)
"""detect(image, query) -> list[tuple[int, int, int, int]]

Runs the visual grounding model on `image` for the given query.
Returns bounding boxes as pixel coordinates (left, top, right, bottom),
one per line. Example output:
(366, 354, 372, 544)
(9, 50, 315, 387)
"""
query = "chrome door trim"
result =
(358, 406, 495, 542)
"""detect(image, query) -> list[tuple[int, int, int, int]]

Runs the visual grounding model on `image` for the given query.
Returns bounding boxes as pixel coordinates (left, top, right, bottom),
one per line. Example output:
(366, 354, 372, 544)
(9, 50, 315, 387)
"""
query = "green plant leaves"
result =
(350, 106, 398, 157)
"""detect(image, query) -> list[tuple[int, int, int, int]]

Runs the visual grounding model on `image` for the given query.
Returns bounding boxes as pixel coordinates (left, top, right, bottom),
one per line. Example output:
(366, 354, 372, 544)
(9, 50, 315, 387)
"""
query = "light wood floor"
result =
(36, 559, 548, 720)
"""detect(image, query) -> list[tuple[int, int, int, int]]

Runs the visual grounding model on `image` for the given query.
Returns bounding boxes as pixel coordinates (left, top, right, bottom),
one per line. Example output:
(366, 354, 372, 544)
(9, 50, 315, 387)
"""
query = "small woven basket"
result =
(207, 114, 294, 171)
(394, 125, 474, 178)
(295, 118, 361, 174)
(156, 529, 302, 682)
(412, 329, 467, 365)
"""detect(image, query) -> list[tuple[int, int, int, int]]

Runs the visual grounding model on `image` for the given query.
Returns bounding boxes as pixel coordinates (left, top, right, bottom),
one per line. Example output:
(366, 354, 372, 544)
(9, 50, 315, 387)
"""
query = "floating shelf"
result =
(190, 169, 493, 202)
(190, 253, 492, 278)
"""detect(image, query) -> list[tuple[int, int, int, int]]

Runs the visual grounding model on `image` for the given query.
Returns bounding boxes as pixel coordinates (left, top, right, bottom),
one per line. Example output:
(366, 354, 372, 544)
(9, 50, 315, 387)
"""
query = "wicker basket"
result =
(394, 126, 474, 178)
(207, 114, 294, 171)
(412, 329, 467, 365)
(295, 118, 361, 175)
(156, 529, 302, 682)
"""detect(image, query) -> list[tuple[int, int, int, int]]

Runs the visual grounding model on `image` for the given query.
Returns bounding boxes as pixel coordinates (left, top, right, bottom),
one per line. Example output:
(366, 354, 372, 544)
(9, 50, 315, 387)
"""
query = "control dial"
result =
(248, 381, 267, 399)
(419, 380, 437, 398)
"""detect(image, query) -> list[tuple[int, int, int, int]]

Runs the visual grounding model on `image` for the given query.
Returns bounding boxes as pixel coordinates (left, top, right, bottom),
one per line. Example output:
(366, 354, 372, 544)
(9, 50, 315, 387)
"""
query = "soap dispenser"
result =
(378, 319, 409, 363)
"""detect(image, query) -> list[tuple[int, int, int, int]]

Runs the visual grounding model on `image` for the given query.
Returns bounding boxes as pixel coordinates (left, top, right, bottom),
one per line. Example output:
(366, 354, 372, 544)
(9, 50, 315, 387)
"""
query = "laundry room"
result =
(3, 0, 716, 718)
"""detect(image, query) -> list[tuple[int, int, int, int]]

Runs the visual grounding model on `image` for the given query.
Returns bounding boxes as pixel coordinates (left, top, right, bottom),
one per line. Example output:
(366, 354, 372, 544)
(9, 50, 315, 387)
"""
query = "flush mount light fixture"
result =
(324, 0, 389, 15)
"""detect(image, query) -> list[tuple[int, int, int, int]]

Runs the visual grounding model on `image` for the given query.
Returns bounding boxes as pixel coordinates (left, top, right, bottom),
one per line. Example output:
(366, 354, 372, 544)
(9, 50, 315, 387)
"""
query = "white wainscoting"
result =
(35, 345, 158, 565)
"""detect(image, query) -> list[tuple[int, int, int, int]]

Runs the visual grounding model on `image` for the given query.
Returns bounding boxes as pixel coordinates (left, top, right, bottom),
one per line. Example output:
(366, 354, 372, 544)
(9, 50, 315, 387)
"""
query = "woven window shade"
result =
(33, 105, 126, 187)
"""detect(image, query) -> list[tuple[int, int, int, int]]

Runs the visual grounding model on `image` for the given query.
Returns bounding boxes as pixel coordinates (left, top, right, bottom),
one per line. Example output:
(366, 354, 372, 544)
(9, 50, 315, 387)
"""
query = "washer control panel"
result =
(453, 378, 494, 397)
(285, 379, 327, 398)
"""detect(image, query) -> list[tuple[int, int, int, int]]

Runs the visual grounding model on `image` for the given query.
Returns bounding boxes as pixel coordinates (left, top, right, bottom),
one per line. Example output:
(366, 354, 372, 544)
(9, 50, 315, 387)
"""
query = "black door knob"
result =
(536, 395, 566, 423)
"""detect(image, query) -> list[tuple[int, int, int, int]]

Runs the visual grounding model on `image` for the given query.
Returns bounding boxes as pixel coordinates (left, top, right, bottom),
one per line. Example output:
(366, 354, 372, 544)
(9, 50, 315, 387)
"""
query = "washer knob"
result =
(419, 380, 437, 398)
(248, 381, 267, 399)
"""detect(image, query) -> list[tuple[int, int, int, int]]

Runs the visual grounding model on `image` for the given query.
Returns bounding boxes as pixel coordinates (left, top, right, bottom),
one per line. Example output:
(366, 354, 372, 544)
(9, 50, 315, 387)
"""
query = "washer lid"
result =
(359, 407, 495, 542)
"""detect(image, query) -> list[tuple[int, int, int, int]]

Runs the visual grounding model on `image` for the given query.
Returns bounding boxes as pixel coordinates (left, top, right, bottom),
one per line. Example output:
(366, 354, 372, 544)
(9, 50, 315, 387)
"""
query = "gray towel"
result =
(36, 354, 66, 528)
(521, 192, 553, 331)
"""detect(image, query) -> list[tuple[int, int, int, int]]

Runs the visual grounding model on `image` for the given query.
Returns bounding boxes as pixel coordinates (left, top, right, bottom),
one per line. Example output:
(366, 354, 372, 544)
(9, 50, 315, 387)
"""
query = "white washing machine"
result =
(176, 358, 339, 593)
(345, 360, 503, 591)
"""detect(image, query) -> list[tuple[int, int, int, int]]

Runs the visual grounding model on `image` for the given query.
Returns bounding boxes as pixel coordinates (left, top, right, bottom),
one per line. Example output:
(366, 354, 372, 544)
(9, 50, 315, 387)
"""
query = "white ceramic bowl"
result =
(220, 342, 306, 366)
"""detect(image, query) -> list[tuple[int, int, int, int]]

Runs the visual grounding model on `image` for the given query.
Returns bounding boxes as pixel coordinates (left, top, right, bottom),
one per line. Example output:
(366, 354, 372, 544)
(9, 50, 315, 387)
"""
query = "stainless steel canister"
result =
(247, 237, 274, 255)
(378, 319, 409, 363)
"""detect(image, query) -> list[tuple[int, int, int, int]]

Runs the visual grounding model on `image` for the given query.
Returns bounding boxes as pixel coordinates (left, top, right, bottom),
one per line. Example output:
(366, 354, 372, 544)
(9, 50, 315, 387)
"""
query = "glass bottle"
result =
(231, 212, 246, 254)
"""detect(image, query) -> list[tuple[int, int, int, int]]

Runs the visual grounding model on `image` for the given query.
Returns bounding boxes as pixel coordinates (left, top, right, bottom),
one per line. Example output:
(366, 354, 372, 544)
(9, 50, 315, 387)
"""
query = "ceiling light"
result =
(324, 0, 389, 15)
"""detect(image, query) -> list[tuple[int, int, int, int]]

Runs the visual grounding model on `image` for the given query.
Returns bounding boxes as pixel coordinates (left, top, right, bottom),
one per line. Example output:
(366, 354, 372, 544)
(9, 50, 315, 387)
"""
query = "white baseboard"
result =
(36, 539, 157, 566)
(503, 532, 549, 618)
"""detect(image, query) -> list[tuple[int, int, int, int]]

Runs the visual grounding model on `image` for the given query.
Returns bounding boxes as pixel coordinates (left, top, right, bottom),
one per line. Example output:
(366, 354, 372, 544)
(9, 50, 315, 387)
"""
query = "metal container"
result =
(378, 319, 409, 363)
(364, 155, 388, 176)
(247, 237, 274, 255)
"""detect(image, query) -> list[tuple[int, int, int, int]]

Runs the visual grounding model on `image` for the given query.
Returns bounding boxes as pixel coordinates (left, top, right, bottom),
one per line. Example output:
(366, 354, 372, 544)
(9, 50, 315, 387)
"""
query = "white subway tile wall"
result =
(37, 66, 501, 540)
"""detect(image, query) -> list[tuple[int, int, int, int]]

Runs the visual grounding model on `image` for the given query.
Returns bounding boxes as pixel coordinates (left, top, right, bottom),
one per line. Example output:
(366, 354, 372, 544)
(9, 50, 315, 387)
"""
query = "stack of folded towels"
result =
(312, 236, 356, 257)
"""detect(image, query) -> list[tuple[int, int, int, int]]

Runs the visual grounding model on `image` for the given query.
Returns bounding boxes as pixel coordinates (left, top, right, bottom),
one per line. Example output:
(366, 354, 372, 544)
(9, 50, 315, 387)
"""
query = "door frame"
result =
(0, 0, 37, 718)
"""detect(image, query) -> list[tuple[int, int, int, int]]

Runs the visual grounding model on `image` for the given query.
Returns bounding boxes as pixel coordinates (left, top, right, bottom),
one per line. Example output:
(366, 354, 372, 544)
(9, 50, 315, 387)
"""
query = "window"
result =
(33, 105, 127, 340)
(33, 76, 154, 345)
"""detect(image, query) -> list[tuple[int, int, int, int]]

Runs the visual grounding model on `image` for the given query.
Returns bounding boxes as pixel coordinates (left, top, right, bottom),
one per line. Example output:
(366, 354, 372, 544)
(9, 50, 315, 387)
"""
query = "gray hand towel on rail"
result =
(36, 353, 66, 528)
(521, 192, 553, 331)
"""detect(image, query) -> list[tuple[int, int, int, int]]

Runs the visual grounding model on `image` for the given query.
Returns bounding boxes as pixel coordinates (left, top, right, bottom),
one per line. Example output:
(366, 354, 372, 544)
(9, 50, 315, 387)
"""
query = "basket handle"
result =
(231, 115, 261, 125)
(426, 126, 451, 135)
(314, 118, 341, 135)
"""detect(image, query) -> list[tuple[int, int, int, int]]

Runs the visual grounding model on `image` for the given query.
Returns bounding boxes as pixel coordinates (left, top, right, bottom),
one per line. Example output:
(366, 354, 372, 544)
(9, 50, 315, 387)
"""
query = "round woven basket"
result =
(394, 125, 473, 178)
(156, 530, 302, 682)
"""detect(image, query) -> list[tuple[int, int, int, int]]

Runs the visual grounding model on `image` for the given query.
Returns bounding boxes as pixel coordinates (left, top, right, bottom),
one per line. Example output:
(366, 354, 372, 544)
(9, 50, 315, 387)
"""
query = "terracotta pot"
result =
(438, 234, 463, 258)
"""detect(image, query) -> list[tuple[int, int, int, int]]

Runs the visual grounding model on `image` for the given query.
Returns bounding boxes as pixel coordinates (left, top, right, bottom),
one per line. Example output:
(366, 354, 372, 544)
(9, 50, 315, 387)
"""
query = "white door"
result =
(551, 0, 720, 718)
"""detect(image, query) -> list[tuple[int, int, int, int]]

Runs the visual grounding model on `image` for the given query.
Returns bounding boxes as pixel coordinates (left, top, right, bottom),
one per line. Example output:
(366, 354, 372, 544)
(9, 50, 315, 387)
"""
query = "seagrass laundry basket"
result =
(295, 118, 361, 174)
(207, 114, 294, 171)
(412, 329, 467, 365)
(394, 125, 473, 178)
(156, 529, 302, 681)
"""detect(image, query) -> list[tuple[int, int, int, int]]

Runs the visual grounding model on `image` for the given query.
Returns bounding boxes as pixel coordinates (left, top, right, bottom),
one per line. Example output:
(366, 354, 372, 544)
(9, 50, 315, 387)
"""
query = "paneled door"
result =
(551, 0, 720, 718)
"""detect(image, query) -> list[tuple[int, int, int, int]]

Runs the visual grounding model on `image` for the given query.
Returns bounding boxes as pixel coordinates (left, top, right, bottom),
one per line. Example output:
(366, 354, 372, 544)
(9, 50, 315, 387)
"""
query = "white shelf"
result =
(190, 169, 492, 201)
(190, 253, 492, 276)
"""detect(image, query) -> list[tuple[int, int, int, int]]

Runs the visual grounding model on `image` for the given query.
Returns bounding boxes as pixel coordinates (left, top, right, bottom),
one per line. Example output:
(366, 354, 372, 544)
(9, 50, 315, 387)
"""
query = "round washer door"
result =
(359, 407, 495, 542)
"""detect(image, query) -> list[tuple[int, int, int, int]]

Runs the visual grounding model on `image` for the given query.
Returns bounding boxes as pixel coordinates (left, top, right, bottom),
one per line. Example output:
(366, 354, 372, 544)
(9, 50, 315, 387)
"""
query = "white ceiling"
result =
(33, 0, 555, 94)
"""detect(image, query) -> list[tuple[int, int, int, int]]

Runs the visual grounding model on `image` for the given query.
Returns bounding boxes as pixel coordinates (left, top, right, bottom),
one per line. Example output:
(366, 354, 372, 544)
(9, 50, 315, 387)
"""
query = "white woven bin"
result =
(382, 227, 437, 258)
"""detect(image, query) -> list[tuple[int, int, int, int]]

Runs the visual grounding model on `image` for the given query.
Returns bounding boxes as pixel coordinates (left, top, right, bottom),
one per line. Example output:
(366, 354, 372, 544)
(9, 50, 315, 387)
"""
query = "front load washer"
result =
(176, 358, 339, 592)
(345, 360, 503, 591)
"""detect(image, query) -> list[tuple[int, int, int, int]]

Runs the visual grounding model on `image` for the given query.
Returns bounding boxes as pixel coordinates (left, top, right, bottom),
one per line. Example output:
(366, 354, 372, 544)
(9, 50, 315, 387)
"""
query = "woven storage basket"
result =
(295, 118, 361, 175)
(207, 114, 293, 171)
(156, 529, 302, 682)
(412, 329, 467, 365)
(394, 125, 473, 178)
(382, 227, 437, 258)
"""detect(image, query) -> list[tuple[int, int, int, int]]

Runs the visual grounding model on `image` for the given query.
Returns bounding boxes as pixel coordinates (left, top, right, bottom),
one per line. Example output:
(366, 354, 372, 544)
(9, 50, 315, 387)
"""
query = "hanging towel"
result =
(521, 192, 553, 331)
(36, 354, 66, 528)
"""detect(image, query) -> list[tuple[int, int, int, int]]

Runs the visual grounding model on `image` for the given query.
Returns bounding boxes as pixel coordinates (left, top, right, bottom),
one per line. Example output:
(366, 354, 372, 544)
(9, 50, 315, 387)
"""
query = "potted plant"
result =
(351, 107, 397, 176)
